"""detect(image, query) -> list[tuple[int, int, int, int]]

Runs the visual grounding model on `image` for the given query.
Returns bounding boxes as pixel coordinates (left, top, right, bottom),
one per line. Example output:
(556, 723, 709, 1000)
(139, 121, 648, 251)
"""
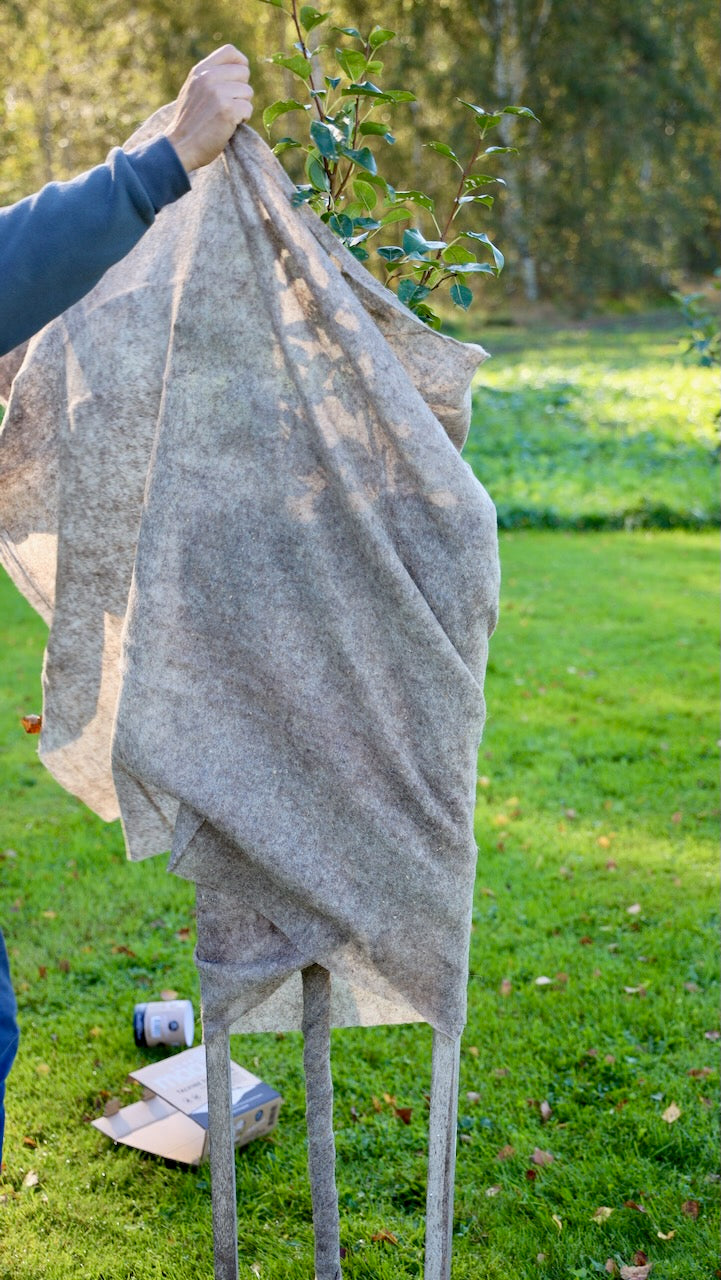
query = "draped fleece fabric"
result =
(0, 112, 500, 1040)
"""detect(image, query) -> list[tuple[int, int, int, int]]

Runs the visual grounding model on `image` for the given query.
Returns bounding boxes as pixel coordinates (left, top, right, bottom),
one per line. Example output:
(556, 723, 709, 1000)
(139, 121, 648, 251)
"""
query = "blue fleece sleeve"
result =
(0, 135, 190, 356)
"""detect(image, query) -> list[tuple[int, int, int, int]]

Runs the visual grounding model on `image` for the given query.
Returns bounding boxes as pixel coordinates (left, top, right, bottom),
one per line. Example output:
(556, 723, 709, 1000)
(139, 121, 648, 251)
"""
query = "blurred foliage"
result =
(0, 0, 718, 309)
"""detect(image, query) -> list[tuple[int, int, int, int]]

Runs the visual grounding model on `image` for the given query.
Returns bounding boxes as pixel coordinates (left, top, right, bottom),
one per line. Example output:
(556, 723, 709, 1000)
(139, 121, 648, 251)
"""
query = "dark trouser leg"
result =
(301, 964, 341, 1280)
(0, 929, 19, 1168)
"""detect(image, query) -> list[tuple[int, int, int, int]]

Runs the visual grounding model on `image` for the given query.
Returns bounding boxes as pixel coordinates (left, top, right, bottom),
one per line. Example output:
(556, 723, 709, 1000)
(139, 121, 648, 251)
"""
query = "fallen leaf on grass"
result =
(551, 1213, 562, 1231)
(534, 975, 553, 986)
(532, 1147, 554, 1165)
(176, 927, 191, 942)
(499, 978, 513, 995)
(37, 966, 47, 980)
(623, 986, 647, 997)
(492, 1067, 510, 1078)
(656, 1230, 675, 1240)
(671, 811, 682, 823)
(394, 1106, 412, 1125)
(619, 1265, 652, 1280)
(525, 1167, 537, 1181)
(21, 714, 42, 734)
(579, 935, 593, 945)
(371, 1230, 398, 1245)
(606, 859, 618, 870)
(160, 989, 178, 1001)
(626, 903, 641, 915)
(111, 944, 136, 957)
(480, 886, 496, 897)
(662, 1102, 681, 1124)
(466, 1092, 481, 1104)
(495, 1144, 515, 1160)
(35, 1063, 50, 1076)
(604, 1261, 618, 1276)
(22, 1137, 37, 1148)
(539, 1100, 552, 1122)
(687, 1066, 712, 1078)
(485, 1184, 501, 1197)
(704, 1030, 720, 1041)
(477, 775, 491, 787)
(624, 1200, 647, 1213)
(41, 910, 57, 920)
(684, 982, 700, 993)
(21, 1170, 39, 1189)
(467, 1045, 479, 1057)
(681, 1199, 700, 1219)
(592, 1206, 614, 1222)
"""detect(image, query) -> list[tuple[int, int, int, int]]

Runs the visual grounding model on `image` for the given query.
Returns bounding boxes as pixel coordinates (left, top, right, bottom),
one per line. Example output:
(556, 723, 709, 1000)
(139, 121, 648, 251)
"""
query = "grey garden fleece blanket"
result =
(0, 112, 500, 1039)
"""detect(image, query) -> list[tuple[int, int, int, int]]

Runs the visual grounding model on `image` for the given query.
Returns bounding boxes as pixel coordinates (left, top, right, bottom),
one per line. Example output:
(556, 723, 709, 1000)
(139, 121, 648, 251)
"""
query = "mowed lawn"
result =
(0, 320, 718, 1278)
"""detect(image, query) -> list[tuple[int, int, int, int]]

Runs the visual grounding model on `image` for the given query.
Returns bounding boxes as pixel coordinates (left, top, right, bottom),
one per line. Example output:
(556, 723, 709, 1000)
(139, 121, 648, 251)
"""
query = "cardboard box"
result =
(92, 1044, 282, 1165)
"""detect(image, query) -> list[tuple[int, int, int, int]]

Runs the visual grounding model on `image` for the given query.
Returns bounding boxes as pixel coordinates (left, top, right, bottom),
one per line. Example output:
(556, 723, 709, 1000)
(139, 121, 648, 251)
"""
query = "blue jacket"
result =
(0, 136, 190, 356)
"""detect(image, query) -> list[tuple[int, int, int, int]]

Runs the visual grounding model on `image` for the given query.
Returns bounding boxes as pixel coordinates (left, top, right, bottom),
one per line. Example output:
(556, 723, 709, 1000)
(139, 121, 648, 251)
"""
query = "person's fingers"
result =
(194, 44, 249, 71)
(197, 66, 252, 87)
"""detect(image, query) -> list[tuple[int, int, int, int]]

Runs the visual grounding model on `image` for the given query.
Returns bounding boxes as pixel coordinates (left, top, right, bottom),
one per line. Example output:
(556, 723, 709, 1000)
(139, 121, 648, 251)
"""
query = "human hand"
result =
(164, 45, 253, 174)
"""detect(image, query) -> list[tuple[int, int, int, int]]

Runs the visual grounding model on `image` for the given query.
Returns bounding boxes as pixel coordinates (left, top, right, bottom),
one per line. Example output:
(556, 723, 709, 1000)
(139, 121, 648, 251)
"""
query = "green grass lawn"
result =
(0, 525, 717, 1280)
(464, 319, 719, 530)
(0, 318, 718, 1277)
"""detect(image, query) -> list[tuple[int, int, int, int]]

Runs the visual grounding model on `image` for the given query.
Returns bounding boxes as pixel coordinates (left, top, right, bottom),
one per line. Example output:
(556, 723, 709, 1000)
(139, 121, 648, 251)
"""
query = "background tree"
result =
(0, 0, 718, 312)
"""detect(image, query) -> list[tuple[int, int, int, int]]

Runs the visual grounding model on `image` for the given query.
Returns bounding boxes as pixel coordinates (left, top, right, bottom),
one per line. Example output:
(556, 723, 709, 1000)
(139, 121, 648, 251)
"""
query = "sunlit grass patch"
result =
(463, 322, 719, 529)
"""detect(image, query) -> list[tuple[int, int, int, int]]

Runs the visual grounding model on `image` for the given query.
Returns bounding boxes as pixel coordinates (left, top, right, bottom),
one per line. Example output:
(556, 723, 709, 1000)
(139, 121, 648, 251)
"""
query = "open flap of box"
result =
(92, 1045, 282, 1164)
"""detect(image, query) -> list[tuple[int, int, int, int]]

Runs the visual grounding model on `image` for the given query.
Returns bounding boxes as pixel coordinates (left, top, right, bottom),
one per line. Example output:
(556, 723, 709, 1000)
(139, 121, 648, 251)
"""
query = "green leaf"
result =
(377, 245, 405, 262)
(352, 178, 378, 210)
(310, 120, 340, 158)
(441, 244, 477, 265)
(463, 173, 506, 190)
(397, 279, 431, 306)
(412, 303, 442, 330)
(272, 137, 303, 156)
(335, 48, 368, 80)
(272, 54, 312, 80)
(359, 122, 396, 143)
(394, 189, 435, 212)
(502, 105, 540, 122)
(333, 25, 362, 38)
(306, 155, 330, 191)
(291, 185, 317, 206)
(369, 26, 395, 48)
(458, 101, 502, 128)
(325, 75, 341, 89)
(447, 262, 495, 274)
(380, 206, 412, 225)
(342, 79, 385, 97)
(353, 216, 381, 229)
(462, 231, 505, 270)
(457, 193, 494, 208)
(383, 89, 417, 102)
(300, 6, 328, 31)
(263, 99, 307, 132)
(329, 212, 354, 238)
(402, 228, 445, 257)
(425, 141, 462, 168)
(341, 145, 377, 175)
(484, 145, 519, 155)
(450, 282, 473, 310)
(348, 243, 369, 261)
(259, 0, 286, 7)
